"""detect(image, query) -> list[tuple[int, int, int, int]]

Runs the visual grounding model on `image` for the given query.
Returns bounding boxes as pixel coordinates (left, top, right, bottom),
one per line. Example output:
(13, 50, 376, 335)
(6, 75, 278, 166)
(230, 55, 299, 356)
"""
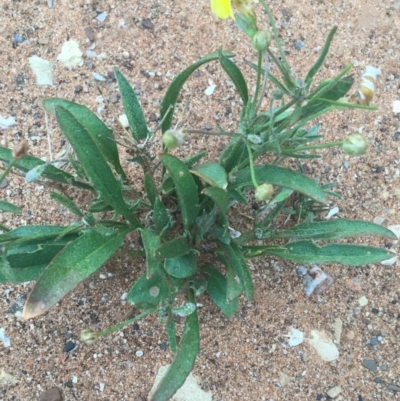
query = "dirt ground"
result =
(1, 0, 400, 400)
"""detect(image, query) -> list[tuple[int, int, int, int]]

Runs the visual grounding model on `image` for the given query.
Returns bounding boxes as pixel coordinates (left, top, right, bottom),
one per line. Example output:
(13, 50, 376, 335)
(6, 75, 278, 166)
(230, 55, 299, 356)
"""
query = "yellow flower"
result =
(211, 0, 234, 20)
(210, 0, 258, 20)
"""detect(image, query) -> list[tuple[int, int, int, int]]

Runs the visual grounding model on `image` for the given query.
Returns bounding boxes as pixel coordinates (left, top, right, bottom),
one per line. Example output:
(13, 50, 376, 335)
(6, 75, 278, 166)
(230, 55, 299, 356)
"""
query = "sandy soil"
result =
(1, 0, 400, 400)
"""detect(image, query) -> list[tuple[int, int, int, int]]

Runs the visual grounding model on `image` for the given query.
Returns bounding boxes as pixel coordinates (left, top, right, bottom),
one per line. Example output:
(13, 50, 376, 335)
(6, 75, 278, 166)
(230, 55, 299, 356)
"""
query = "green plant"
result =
(0, 2, 395, 400)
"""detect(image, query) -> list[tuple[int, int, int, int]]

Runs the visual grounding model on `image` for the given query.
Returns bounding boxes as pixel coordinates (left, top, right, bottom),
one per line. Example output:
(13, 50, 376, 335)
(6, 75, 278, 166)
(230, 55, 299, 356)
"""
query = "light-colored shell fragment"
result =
(307, 330, 339, 362)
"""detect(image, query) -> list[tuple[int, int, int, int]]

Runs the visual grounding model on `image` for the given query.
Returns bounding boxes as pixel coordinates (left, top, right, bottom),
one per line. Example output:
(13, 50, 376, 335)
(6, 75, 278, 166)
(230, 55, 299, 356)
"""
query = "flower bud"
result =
(12, 140, 28, 160)
(255, 183, 274, 201)
(342, 134, 369, 156)
(349, 66, 381, 105)
(272, 89, 284, 100)
(162, 129, 187, 150)
(80, 329, 100, 345)
(252, 30, 271, 52)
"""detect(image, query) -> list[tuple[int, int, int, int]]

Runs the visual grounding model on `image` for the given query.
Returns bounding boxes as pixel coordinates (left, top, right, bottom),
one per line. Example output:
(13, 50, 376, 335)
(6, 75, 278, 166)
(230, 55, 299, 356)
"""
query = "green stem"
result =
(98, 308, 157, 337)
(186, 129, 238, 137)
(0, 159, 17, 184)
(284, 141, 343, 153)
(244, 140, 258, 188)
(254, 52, 270, 115)
(252, 51, 263, 113)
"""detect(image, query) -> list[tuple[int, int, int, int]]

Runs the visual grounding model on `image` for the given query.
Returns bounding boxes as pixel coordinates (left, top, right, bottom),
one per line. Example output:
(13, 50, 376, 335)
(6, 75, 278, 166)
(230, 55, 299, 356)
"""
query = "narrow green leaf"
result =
(270, 219, 397, 241)
(152, 199, 170, 231)
(41, 98, 126, 177)
(160, 50, 233, 133)
(203, 187, 229, 215)
(144, 173, 158, 207)
(204, 264, 238, 318)
(226, 261, 243, 301)
(114, 68, 149, 141)
(231, 164, 327, 204)
(218, 48, 248, 105)
(161, 154, 199, 231)
(0, 200, 21, 214)
(164, 253, 197, 279)
(51, 192, 84, 217)
(219, 135, 245, 173)
(0, 146, 93, 191)
(150, 289, 199, 401)
(218, 242, 254, 300)
(140, 228, 162, 278)
(54, 106, 141, 227)
(127, 270, 171, 309)
(184, 151, 207, 168)
(22, 228, 127, 319)
(246, 240, 394, 266)
(191, 162, 228, 189)
(304, 27, 337, 89)
(89, 199, 113, 213)
(155, 236, 192, 259)
(166, 314, 177, 353)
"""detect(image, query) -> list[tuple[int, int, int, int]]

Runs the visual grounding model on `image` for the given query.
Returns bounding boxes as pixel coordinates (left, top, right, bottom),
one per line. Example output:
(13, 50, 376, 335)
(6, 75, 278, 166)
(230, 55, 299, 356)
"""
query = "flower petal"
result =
(211, 0, 234, 19)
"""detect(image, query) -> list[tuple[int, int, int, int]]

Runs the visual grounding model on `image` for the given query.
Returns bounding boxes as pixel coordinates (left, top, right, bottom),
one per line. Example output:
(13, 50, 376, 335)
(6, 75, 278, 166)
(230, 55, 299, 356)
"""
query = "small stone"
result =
(295, 40, 304, 50)
(0, 178, 8, 188)
(374, 377, 383, 384)
(371, 307, 379, 315)
(362, 359, 377, 372)
(346, 277, 362, 292)
(84, 27, 95, 41)
(63, 341, 75, 353)
(39, 387, 62, 401)
(327, 385, 342, 398)
(5, 293, 27, 314)
(159, 342, 168, 351)
(122, 51, 130, 59)
(358, 296, 368, 306)
(135, 350, 143, 357)
(373, 216, 385, 225)
(387, 384, 400, 392)
(381, 364, 389, 371)
(141, 19, 154, 29)
(38, 37, 49, 45)
(96, 12, 108, 22)
(370, 337, 378, 346)
(296, 266, 308, 277)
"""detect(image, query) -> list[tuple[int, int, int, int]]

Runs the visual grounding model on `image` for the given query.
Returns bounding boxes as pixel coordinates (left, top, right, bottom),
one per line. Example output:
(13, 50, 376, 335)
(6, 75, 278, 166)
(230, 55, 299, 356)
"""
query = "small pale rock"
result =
(358, 296, 368, 306)
(39, 387, 62, 401)
(393, 100, 400, 114)
(96, 12, 108, 22)
(57, 40, 84, 68)
(118, 114, 129, 128)
(326, 206, 339, 219)
(149, 364, 212, 401)
(346, 330, 355, 341)
(381, 255, 397, 266)
(136, 350, 143, 357)
(0, 115, 16, 129)
(388, 384, 400, 392)
(285, 327, 304, 347)
(0, 370, 19, 386)
(373, 216, 385, 225)
(304, 265, 334, 297)
(307, 330, 339, 362)
(28, 56, 53, 86)
(388, 224, 400, 239)
(327, 385, 342, 398)
(0, 328, 11, 347)
(334, 318, 343, 344)
(278, 371, 291, 387)
(205, 84, 217, 96)
(346, 277, 362, 292)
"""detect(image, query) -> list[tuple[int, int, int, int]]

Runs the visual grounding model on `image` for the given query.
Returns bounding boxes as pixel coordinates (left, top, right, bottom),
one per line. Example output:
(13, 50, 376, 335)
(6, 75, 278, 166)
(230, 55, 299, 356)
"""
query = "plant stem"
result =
(254, 52, 270, 115)
(186, 129, 238, 137)
(252, 51, 263, 114)
(288, 141, 343, 152)
(0, 159, 17, 184)
(245, 140, 258, 188)
(98, 308, 157, 337)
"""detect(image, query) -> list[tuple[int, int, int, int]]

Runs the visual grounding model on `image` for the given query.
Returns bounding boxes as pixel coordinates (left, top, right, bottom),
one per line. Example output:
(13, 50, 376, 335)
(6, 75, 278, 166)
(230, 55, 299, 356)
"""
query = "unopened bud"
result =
(252, 30, 271, 52)
(272, 89, 284, 100)
(12, 140, 28, 160)
(80, 329, 100, 345)
(342, 134, 369, 156)
(255, 183, 274, 201)
(162, 129, 187, 150)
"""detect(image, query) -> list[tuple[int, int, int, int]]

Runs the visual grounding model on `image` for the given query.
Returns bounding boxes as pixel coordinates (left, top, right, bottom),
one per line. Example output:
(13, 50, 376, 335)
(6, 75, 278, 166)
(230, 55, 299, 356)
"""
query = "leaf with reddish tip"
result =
(23, 228, 128, 319)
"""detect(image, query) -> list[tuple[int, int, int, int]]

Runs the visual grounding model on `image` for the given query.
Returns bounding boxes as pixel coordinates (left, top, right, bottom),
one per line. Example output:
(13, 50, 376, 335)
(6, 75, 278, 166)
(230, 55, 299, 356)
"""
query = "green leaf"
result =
(114, 68, 149, 141)
(89, 198, 113, 213)
(150, 289, 199, 401)
(0, 146, 93, 191)
(166, 314, 177, 353)
(245, 241, 394, 266)
(191, 162, 228, 189)
(270, 219, 397, 241)
(218, 48, 248, 105)
(22, 228, 128, 319)
(41, 98, 126, 177)
(51, 192, 84, 217)
(164, 252, 197, 279)
(144, 173, 158, 207)
(304, 27, 337, 89)
(231, 164, 327, 204)
(0, 233, 79, 283)
(204, 264, 238, 318)
(140, 228, 162, 278)
(203, 187, 229, 215)
(219, 135, 245, 173)
(183, 151, 207, 168)
(54, 106, 141, 227)
(218, 242, 254, 300)
(152, 199, 170, 231)
(161, 154, 199, 231)
(0, 200, 21, 214)
(155, 236, 192, 259)
(127, 270, 171, 309)
(160, 50, 233, 133)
